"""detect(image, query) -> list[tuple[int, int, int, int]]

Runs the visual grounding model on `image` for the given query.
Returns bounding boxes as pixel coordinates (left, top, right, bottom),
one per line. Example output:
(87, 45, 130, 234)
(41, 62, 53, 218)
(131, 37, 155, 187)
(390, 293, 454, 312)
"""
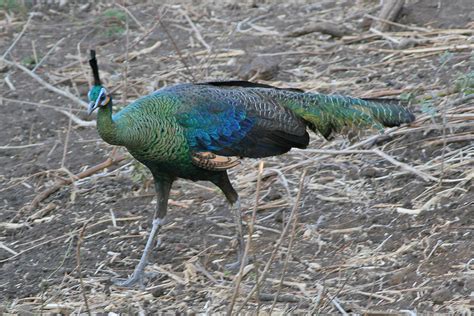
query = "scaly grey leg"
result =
(113, 217, 164, 288)
(114, 174, 173, 288)
(226, 197, 248, 270)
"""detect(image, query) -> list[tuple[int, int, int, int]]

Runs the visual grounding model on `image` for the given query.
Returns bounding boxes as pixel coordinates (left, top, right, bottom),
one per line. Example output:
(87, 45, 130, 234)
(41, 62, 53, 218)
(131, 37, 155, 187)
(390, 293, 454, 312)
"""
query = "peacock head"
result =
(87, 85, 111, 115)
(87, 50, 111, 115)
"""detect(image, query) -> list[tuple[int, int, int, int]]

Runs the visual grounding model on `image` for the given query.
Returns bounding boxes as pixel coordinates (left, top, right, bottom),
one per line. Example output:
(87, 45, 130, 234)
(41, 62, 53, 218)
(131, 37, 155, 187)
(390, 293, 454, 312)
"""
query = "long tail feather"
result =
(279, 93, 415, 139)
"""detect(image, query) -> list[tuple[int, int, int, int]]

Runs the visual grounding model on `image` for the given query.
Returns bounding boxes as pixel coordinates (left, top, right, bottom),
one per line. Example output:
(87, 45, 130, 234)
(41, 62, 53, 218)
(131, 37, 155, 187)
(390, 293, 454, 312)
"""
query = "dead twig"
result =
(115, 3, 145, 31)
(115, 41, 161, 62)
(158, 17, 196, 82)
(0, 242, 18, 256)
(369, 27, 401, 44)
(365, 14, 429, 32)
(371, 0, 405, 32)
(297, 148, 438, 182)
(227, 161, 264, 316)
(329, 296, 348, 315)
(259, 293, 302, 303)
(376, 43, 474, 54)
(1, 96, 92, 126)
(0, 96, 85, 113)
(58, 110, 95, 127)
(235, 169, 307, 314)
(28, 203, 56, 221)
(0, 143, 45, 150)
(180, 9, 211, 51)
(0, 216, 143, 263)
(284, 21, 351, 38)
(76, 222, 92, 316)
(32, 38, 65, 73)
(372, 148, 438, 182)
(27, 152, 126, 211)
(0, 58, 88, 108)
(2, 14, 33, 58)
(269, 171, 301, 313)
(61, 103, 73, 168)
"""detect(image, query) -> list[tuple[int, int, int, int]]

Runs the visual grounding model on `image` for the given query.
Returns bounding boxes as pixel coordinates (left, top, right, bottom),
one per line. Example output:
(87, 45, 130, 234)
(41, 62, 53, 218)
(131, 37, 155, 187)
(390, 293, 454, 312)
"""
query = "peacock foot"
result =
(225, 237, 249, 271)
(225, 256, 249, 271)
(113, 218, 164, 288)
(112, 270, 146, 288)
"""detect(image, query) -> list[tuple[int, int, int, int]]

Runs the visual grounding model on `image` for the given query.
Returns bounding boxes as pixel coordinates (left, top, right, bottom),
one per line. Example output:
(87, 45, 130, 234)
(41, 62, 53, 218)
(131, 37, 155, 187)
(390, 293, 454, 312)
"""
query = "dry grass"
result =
(0, 0, 472, 314)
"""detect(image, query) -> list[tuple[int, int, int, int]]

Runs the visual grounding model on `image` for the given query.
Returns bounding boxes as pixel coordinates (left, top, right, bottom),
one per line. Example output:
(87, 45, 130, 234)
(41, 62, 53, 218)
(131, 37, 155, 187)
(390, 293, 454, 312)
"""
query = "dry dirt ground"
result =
(0, 0, 473, 314)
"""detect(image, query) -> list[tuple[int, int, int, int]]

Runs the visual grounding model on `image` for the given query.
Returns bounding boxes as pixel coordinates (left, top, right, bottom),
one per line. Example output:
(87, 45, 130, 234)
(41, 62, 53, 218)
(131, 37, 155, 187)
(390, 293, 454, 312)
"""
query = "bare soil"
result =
(0, 0, 473, 314)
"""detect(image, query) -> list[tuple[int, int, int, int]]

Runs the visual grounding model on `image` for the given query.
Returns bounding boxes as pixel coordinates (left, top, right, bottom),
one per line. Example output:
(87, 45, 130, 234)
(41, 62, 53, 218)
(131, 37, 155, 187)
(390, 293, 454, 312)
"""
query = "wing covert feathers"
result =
(170, 82, 415, 165)
(192, 152, 240, 171)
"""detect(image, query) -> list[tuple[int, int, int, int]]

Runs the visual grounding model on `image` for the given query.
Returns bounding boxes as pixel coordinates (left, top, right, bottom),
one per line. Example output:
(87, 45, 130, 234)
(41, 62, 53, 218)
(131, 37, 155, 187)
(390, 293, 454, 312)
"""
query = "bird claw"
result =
(112, 272, 146, 289)
(225, 261, 241, 271)
(225, 256, 249, 271)
(113, 271, 160, 288)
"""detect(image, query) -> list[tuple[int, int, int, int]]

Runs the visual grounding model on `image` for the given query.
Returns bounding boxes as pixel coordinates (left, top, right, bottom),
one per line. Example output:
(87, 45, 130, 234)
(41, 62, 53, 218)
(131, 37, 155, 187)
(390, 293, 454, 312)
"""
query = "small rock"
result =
(238, 56, 280, 80)
(346, 166, 359, 180)
(265, 191, 282, 201)
(0, 62, 9, 73)
(274, 210, 284, 223)
(359, 166, 380, 178)
(152, 287, 167, 297)
(431, 288, 451, 304)
(397, 38, 418, 49)
(402, 200, 413, 209)
(463, 277, 474, 292)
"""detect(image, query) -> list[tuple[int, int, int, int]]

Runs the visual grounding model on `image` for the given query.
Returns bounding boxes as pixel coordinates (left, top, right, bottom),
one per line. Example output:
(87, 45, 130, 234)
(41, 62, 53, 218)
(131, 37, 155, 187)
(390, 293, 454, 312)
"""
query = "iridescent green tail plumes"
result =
(281, 93, 415, 139)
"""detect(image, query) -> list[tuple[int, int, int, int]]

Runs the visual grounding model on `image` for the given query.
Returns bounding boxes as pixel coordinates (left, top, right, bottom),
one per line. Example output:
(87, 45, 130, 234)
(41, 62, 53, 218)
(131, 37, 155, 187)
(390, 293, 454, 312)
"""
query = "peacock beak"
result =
(87, 101, 99, 115)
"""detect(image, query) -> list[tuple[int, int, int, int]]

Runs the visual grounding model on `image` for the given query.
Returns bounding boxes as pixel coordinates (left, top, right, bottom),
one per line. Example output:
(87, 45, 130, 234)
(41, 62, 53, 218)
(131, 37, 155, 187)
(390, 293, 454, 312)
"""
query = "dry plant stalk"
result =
(0, 215, 143, 264)
(27, 151, 126, 211)
(227, 161, 265, 316)
(235, 169, 308, 314)
(284, 21, 351, 38)
(157, 17, 196, 82)
(0, 58, 88, 108)
(371, 0, 405, 31)
(76, 222, 92, 316)
(2, 14, 33, 58)
(61, 103, 73, 168)
(269, 172, 302, 313)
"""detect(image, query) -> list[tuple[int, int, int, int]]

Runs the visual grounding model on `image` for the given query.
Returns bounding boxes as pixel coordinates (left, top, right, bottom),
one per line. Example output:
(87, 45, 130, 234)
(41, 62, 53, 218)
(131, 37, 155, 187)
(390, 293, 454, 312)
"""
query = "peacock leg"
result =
(211, 172, 247, 270)
(225, 197, 248, 270)
(113, 217, 164, 287)
(113, 175, 173, 288)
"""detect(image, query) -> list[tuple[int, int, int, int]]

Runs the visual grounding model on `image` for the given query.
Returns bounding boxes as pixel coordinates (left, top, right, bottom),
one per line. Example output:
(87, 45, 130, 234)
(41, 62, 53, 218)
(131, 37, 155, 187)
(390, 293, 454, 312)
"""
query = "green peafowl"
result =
(86, 50, 415, 287)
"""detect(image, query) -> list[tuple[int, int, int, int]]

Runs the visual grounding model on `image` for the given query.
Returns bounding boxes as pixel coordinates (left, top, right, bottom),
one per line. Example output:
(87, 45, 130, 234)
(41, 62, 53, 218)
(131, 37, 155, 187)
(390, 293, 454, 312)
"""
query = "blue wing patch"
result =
(176, 102, 255, 152)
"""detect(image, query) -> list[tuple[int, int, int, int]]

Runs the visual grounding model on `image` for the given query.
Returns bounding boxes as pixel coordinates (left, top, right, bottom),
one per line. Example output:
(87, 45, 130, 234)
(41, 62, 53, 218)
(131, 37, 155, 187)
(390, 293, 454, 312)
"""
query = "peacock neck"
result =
(97, 99, 121, 146)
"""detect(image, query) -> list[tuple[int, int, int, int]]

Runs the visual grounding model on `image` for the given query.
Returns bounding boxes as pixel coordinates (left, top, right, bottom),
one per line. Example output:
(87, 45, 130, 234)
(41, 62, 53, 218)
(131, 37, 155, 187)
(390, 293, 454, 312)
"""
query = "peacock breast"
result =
(114, 91, 206, 177)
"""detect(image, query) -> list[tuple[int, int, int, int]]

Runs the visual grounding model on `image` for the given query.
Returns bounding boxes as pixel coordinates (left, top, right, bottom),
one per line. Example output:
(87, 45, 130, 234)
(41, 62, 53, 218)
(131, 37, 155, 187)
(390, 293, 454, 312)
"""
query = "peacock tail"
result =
(274, 92, 416, 139)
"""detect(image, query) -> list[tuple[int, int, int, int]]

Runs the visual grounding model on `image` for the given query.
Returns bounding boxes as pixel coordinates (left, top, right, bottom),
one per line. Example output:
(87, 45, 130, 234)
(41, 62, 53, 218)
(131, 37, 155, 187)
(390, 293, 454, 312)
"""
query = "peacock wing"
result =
(174, 84, 310, 165)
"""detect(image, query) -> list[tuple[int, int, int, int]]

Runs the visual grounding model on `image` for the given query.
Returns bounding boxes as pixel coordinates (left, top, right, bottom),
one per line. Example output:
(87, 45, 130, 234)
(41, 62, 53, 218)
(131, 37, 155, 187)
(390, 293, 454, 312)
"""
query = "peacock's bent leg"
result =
(113, 175, 173, 288)
(211, 172, 246, 270)
(225, 197, 248, 270)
